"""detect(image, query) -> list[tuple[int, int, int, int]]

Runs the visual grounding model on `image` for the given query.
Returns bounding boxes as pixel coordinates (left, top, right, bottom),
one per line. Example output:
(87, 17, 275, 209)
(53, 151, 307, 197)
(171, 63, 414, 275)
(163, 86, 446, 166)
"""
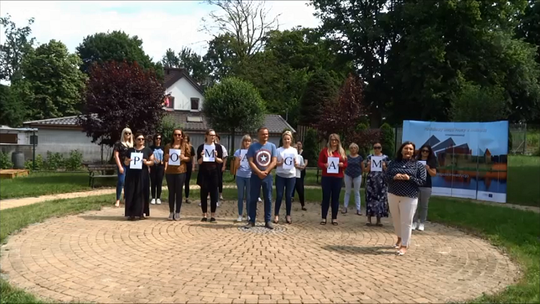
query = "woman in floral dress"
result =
(364, 142, 390, 226)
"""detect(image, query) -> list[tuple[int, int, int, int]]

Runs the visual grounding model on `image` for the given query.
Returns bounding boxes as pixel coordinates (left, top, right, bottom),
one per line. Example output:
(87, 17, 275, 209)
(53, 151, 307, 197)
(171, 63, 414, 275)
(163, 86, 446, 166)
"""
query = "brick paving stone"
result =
(0, 200, 519, 303)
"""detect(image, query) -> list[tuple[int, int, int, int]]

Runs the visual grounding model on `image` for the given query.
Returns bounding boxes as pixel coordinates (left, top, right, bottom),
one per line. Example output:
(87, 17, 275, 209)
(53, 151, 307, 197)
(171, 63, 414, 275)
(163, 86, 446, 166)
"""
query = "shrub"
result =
(0, 151, 13, 169)
(24, 154, 44, 171)
(44, 151, 65, 170)
(380, 123, 395, 158)
(65, 150, 83, 171)
(303, 128, 319, 167)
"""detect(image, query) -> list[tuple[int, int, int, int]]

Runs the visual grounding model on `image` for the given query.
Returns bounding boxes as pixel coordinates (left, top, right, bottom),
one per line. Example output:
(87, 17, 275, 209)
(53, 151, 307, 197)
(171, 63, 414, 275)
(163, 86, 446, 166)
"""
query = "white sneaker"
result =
(168, 213, 174, 221)
(217, 202, 220, 207)
(237, 215, 243, 222)
(247, 216, 251, 221)
(174, 213, 180, 221)
(258, 197, 262, 202)
(151, 199, 156, 205)
(156, 199, 162, 205)
(418, 223, 425, 231)
(411, 221, 418, 230)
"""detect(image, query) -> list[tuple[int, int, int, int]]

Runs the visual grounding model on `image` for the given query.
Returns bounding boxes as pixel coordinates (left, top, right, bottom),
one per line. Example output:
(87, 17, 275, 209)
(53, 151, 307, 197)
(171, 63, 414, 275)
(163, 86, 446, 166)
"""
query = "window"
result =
(190, 98, 199, 111)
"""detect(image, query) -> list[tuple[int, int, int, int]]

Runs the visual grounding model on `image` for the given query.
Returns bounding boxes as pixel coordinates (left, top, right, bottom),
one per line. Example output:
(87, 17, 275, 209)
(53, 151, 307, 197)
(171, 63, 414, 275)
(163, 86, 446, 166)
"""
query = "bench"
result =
(87, 164, 118, 188)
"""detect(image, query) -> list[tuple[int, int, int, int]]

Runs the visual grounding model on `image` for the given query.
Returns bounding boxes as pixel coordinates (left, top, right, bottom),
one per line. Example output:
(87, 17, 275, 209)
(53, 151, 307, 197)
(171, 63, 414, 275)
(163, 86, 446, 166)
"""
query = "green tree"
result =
(298, 69, 340, 127)
(450, 81, 510, 122)
(0, 14, 36, 82)
(203, 77, 265, 153)
(76, 31, 163, 79)
(161, 47, 210, 86)
(21, 40, 87, 120)
(379, 123, 395, 158)
(0, 84, 26, 126)
(302, 128, 319, 167)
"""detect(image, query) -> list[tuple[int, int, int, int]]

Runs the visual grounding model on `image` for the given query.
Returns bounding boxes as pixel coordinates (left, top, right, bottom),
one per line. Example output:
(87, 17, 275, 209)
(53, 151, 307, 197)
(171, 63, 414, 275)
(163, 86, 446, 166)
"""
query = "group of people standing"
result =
(113, 125, 438, 256)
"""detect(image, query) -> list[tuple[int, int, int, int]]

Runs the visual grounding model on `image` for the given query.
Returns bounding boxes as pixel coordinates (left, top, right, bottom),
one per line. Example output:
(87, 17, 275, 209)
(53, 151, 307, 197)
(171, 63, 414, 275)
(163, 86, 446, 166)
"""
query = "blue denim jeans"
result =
(236, 176, 251, 216)
(321, 176, 343, 220)
(249, 174, 273, 223)
(116, 165, 127, 201)
(275, 175, 296, 216)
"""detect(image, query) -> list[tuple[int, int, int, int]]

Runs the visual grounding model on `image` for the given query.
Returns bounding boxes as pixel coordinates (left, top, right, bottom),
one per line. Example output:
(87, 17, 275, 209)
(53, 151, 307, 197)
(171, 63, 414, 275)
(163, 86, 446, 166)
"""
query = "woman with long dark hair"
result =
(150, 134, 165, 205)
(413, 144, 438, 231)
(123, 132, 154, 220)
(197, 129, 224, 222)
(385, 141, 427, 256)
(164, 128, 191, 221)
(317, 133, 348, 226)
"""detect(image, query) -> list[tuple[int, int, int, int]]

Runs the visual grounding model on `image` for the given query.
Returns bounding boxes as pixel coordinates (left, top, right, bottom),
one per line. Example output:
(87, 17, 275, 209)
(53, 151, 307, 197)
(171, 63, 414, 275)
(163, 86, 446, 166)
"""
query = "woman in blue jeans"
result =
(113, 128, 133, 207)
(274, 131, 299, 224)
(234, 135, 252, 222)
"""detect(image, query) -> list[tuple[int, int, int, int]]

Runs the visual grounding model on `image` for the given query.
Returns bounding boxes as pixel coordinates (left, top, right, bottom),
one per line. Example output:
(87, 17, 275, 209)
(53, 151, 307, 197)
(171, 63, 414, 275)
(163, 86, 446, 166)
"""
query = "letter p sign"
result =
(130, 152, 143, 170)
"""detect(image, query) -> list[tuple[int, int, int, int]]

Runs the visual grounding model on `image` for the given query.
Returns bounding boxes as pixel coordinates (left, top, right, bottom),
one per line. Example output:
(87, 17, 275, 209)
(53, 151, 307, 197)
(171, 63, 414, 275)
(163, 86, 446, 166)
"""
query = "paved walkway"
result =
(1, 201, 518, 304)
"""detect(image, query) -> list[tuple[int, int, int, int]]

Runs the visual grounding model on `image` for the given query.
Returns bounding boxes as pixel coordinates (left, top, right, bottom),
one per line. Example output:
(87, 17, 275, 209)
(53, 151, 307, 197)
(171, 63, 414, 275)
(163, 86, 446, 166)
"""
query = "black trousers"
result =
(200, 172, 219, 213)
(166, 173, 186, 213)
(218, 165, 224, 193)
(294, 176, 305, 207)
(150, 165, 164, 199)
(185, 163, 192, 198)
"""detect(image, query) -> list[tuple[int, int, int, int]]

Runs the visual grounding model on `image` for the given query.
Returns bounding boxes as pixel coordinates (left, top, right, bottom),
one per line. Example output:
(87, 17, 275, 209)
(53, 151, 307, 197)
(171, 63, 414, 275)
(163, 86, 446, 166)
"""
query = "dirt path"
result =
(1, 184, 537, 214)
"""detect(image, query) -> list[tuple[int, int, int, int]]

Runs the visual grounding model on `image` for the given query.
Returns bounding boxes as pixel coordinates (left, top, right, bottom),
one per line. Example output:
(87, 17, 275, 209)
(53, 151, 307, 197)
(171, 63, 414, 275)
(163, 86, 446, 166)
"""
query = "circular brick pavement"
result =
(1, 201, 518, 303)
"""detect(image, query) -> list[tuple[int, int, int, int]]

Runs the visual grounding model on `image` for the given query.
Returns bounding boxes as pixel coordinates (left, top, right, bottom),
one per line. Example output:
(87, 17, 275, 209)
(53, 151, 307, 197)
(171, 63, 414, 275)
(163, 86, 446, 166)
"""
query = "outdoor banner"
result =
(402, 120, 509, 203)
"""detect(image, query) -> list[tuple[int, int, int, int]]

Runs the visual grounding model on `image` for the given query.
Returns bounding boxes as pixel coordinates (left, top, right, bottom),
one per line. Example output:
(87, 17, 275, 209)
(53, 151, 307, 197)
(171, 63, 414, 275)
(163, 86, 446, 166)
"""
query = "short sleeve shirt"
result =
(247, 142, 277, 172)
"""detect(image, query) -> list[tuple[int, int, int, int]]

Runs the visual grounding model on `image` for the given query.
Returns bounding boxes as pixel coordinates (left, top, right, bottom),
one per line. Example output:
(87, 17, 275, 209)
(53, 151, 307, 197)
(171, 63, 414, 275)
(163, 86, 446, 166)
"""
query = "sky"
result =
(0, 1, 321, 62)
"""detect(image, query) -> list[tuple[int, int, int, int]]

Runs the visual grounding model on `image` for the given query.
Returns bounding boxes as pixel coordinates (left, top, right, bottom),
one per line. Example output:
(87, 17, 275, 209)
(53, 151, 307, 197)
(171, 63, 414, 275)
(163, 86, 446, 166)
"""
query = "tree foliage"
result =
(76, 31, 163, 79)
(317, 73, 366, 144)
(298, 69, 340, 127)
(0, 14, 36, 82)
(21, 40, 87, 120)
(203, 77, 265, 152)
(0, 84, 26, 126)
(79, 61, 165, 147)
(449, 81, 509, 122)
(302, 128, 319, 167)
(161, 47, 210, 86)
(379, 123, 395, 158)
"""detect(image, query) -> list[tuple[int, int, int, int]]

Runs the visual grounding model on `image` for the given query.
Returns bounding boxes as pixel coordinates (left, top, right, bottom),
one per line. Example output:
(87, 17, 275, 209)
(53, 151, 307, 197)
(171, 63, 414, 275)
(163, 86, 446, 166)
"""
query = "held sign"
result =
(168, 149, 181, 166)
(203, 145, 215, 162)
(327, 157, 339, 174)
(370, 156, 384, 172)
(130, 152, 143, 170)
(282, 153, 295, 170)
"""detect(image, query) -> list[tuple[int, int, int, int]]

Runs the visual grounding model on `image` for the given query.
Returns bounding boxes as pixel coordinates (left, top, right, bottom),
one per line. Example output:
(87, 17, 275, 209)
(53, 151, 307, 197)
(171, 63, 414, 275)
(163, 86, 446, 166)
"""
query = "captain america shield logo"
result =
(255, 149, 272, 167)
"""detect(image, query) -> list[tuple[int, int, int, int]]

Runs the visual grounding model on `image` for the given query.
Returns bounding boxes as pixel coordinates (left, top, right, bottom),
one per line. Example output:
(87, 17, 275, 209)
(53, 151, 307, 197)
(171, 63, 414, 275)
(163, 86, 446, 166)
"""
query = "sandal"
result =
(320, 219, 327, 225)
(396, 250, 405, 256)
(286, 216, 292, 224)
(114, 201, 120, 207)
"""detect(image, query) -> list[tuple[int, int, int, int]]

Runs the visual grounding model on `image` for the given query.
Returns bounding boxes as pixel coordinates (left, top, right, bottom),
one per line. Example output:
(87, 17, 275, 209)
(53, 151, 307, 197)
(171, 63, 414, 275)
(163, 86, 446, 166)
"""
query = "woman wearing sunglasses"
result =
(164, 128, 192, 221)
(412, 144, 437, 231)
(123, 132, 154, 220)
(364, 142, 390, 226)
(113, 128, 133, 207)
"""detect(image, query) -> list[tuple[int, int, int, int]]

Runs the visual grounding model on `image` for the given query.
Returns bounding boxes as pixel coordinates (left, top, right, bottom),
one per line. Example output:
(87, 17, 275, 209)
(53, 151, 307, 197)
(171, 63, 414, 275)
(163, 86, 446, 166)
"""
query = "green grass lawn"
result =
(507, 156, 540, 207)
(0, 188, 539, 303)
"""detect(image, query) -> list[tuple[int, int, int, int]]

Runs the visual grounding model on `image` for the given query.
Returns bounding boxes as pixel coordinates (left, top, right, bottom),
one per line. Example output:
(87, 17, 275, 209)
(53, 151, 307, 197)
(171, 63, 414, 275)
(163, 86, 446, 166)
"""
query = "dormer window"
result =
(190, 98, 199, 111)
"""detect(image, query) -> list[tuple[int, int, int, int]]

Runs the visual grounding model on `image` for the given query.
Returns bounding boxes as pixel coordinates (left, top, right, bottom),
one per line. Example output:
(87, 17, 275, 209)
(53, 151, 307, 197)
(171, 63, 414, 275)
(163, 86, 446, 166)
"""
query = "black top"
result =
(125, 146, 153, 171)
(299, 149, 307, 178)
(385, 159, 427, 198)
(188, 145, 196, 164)
(196, 143, 223, 173)
(418, 157, 438, 188)
(114, 141, 130, 163)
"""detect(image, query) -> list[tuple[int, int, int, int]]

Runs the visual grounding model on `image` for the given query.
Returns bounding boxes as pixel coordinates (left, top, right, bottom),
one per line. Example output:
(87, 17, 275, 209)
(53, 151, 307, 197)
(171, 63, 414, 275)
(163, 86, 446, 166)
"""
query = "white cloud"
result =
(0, 0, 320, 62)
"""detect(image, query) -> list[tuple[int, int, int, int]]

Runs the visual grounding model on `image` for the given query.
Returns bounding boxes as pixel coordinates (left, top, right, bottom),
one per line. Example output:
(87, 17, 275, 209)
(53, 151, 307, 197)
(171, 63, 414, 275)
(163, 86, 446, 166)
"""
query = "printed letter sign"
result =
(203, 145, 215, 162)
(327, 157, 339, 174)
(371, 156, 383, 172)
(240, 149, 248, 166)
(168, 149, 181, 166)
(282, 153, 295, 170)
(130, 152, 143, 169)
(418, 160, 427, 166)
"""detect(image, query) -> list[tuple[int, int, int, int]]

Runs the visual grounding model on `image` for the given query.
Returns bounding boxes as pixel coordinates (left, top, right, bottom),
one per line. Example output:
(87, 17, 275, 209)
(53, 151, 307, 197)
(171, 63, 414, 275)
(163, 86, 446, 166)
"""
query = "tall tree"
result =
(21, 40, 87, 120)
(298, 69, 340, 128)
(202, 0, 279, 59)
(161, 48, 180, 68)
(517, 0, 540, 61)
(161, 47, 209, 86)
(450, 81, 510, 122)
(78, 61, 165, 147)
(0, 14, 36, 82)
(317, 74, 367, 145)
(0, 84, 26, 126)
(203, 77, 265, 153)
(76, 31, 163, 79)
(203, 33, 243, 82)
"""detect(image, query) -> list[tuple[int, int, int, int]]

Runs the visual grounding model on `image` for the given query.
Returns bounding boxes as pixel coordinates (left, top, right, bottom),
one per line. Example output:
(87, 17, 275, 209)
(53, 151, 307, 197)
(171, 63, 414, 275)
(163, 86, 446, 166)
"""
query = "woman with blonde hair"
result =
(317, 133, 348, 225)
(233, 134, 252, 222)
(274, 130, 299, 224)
(113, 128, 133, 207)
(343, 143, 364, 215)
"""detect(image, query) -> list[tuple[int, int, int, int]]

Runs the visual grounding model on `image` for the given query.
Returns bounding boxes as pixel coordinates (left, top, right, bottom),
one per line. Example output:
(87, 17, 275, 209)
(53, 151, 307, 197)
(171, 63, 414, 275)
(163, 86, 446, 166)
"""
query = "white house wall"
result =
(34, 129, 111, 163)
(168, 78, 205, 111)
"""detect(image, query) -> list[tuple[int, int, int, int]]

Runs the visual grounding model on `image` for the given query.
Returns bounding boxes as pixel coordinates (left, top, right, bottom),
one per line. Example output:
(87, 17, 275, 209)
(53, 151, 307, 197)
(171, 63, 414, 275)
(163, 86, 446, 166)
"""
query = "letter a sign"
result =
(327, 157, 339, 174)
(371, 156, 383, 172)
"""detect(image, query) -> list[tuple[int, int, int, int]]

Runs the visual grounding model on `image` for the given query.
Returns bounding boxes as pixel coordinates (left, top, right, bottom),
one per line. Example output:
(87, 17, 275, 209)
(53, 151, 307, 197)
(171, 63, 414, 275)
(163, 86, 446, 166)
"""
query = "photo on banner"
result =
(402, 120, 508, 203)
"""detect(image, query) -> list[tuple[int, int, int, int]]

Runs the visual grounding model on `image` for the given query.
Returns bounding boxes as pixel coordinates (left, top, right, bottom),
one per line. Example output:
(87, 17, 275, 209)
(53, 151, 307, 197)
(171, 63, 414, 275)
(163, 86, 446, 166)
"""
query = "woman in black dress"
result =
(197, 129, 224, 222)
(123, 132, 155, 220)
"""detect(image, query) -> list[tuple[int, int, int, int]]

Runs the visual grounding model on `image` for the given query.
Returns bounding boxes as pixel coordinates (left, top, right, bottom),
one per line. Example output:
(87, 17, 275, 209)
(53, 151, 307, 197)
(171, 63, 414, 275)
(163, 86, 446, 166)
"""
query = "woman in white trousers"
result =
(385, 141, 427, 256)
